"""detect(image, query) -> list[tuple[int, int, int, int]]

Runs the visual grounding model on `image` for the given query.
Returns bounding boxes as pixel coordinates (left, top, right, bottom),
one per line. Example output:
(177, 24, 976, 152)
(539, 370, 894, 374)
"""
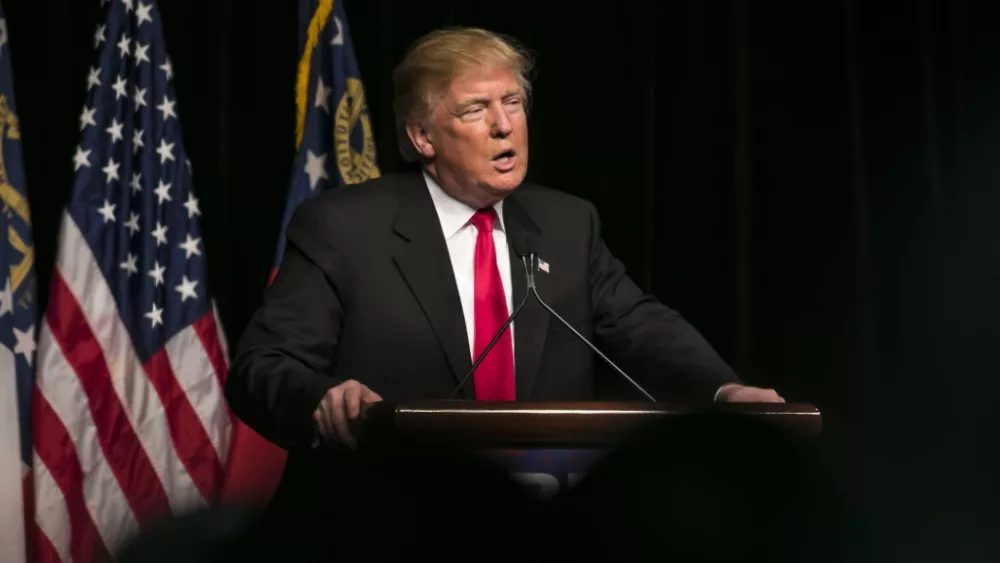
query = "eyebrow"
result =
(454, 90, 523, 111)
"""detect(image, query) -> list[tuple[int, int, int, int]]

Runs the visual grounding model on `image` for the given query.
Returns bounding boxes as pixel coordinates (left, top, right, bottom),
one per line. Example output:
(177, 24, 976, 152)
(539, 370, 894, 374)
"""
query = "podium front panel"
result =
(472, 448, 604, 499)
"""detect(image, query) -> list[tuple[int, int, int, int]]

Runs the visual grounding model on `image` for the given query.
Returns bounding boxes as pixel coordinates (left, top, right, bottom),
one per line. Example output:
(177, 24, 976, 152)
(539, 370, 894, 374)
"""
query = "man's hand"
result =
(313, 380, 383, 449)
(714, 383, 785, 403)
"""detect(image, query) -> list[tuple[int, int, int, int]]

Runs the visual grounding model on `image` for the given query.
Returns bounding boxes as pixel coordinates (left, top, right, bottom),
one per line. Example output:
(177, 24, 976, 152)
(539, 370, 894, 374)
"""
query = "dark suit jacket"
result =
(224, 172, 741, 527)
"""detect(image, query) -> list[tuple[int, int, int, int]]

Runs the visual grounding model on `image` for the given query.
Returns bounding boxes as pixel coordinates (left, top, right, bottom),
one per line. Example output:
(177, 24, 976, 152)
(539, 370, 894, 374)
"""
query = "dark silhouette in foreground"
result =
(116, 412, 842, 562)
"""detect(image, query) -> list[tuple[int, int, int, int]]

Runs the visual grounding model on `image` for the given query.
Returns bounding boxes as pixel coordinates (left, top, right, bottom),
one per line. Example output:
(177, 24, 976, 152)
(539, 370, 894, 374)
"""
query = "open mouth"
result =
(493, 149, 516, 167)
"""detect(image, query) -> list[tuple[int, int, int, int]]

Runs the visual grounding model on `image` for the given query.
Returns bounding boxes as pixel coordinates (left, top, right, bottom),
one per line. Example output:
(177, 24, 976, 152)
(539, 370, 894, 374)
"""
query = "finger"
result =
(312, 409, 328, 443)
(320, 395, 337, 442)
(315, 399, 331, 442)
(362, 388, 383, 403)
(331, 389, 356, 450)
(343, 385, 361, 420)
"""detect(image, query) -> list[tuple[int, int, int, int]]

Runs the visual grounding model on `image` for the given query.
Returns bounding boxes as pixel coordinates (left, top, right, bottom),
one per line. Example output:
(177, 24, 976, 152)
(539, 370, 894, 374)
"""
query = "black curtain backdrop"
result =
(5, 0, 999, 560)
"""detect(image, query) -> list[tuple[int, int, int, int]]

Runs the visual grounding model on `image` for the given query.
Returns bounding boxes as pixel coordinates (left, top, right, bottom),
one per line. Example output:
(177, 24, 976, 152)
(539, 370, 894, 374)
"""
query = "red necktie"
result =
(469, 208, 515, 401)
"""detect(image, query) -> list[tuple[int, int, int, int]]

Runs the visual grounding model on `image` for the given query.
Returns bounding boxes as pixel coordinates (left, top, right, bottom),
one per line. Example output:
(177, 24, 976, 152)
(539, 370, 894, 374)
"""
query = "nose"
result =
(489, 103, 513, 138)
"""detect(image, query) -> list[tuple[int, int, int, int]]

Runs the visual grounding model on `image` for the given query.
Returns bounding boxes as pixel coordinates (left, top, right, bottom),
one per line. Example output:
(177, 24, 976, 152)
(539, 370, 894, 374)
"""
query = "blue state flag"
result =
(0, 3, 38, 562)
(272, 0, 380, 274)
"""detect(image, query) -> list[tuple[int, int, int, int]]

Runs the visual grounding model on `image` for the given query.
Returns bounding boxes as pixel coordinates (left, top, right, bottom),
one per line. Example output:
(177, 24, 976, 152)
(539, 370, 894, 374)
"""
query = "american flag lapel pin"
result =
(537, 258, 550, 274)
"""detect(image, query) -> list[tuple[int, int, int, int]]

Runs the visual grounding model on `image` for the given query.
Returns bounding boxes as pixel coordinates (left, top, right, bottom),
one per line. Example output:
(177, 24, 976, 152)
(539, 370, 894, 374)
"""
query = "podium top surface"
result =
(360, 401, 822, 448)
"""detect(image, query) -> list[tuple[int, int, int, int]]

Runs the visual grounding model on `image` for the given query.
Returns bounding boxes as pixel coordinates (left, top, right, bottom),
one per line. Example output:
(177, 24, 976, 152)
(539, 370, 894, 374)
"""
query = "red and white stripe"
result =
(32, 214, 232, 561)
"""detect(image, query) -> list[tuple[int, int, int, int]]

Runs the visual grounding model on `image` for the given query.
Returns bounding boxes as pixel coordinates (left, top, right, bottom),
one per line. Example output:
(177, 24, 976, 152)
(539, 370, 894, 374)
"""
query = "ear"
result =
(405, 121, 435, 160)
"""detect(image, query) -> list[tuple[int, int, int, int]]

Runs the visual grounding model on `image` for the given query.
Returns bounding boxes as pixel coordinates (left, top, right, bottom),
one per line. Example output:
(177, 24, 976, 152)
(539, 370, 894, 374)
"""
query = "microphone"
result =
(515, 242, 657, 402)
(448, 275, 531, 400)
(448, 232, 657, 402)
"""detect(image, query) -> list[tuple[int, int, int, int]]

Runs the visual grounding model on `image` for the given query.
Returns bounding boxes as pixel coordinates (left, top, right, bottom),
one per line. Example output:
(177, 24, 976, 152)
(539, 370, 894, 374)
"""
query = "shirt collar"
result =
(422, 170, 506, 240)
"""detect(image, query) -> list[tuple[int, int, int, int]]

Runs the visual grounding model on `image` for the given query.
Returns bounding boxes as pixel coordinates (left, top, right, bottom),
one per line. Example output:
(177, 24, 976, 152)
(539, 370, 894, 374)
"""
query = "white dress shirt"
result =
(423, 171, 514, 360)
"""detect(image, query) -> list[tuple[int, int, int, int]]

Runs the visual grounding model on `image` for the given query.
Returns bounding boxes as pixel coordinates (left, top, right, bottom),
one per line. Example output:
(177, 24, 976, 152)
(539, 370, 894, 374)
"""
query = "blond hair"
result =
(392, 27, 534, 162)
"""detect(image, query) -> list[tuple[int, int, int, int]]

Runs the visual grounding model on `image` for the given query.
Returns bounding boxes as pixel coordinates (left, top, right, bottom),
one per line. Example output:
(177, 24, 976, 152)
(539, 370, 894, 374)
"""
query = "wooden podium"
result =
(359, 400, 822, 448)
(356, 401, 821, 499)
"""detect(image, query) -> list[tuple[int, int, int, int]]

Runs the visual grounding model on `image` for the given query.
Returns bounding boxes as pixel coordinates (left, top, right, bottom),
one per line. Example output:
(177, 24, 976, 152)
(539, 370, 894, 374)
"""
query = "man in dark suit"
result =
(225, 26, 782, 473)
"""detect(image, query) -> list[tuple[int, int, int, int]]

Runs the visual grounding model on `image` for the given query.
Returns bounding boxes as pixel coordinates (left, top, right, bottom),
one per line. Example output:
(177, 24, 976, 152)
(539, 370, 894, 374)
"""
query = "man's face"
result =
(410, 66, 529, 208)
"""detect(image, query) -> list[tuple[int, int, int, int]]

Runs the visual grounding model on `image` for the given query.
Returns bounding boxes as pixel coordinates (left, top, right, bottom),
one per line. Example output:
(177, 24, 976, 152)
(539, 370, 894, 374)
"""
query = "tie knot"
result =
(470, 207, 497, 232)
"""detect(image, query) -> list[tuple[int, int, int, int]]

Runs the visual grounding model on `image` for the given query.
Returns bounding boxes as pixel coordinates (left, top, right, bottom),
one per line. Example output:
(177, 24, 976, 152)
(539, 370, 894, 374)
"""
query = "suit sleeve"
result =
(225, 203, 346, 449)
(586, 203, 741, 400)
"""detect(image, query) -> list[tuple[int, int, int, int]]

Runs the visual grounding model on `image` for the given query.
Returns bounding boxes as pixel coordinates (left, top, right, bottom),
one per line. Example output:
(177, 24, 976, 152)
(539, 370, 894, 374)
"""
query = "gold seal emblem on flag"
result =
(0, 94, 32, 296)
(333, 77, 380, 184)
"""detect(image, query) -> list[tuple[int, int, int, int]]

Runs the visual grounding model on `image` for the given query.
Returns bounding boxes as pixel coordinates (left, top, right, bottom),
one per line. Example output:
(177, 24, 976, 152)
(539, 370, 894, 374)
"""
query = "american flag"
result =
(0, 3, 39, 562)
(32, 0, 231, 560)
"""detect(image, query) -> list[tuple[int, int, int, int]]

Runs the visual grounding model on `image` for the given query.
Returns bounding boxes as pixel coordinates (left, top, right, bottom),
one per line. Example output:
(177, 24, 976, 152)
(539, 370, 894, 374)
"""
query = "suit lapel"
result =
(503, 195, 550, 400)
(390, 174, 473, 398)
